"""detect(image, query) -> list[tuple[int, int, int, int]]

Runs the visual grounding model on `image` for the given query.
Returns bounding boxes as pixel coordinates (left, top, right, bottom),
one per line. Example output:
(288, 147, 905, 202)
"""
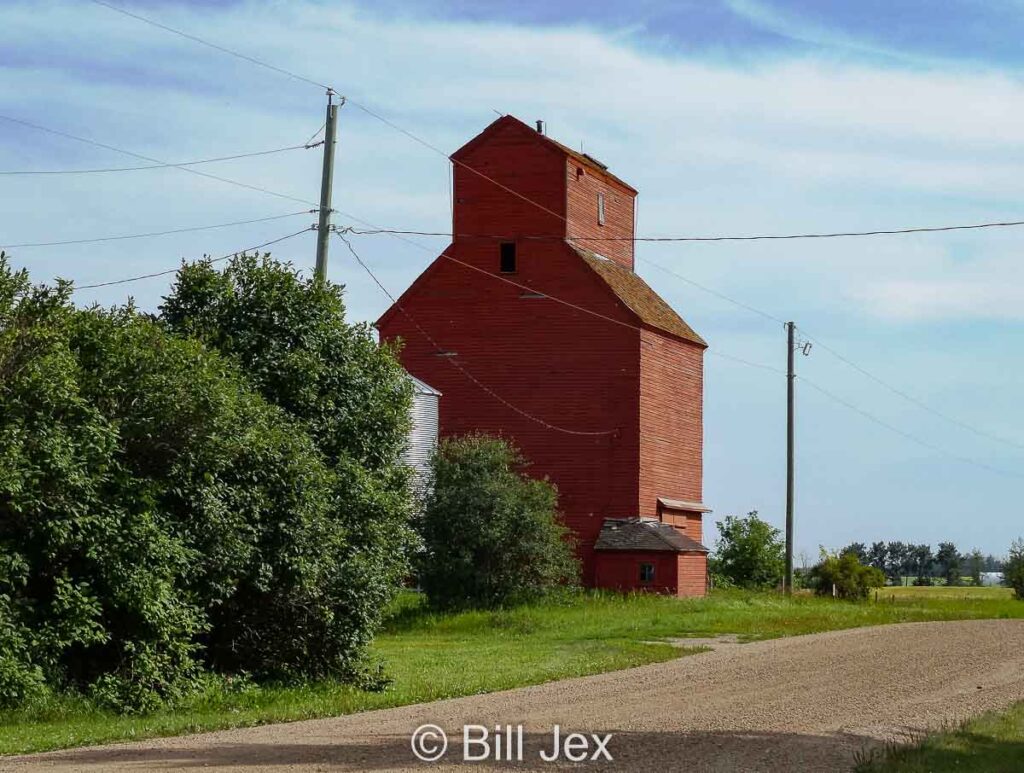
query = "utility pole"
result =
(315, 90, 340, 282)
(785, 321, 795, 595)
(785, 321, 811, 595)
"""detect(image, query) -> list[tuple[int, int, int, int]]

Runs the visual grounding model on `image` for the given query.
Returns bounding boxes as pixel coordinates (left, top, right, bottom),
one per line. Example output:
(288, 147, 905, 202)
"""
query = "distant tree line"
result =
(839, 541, 1004, 586)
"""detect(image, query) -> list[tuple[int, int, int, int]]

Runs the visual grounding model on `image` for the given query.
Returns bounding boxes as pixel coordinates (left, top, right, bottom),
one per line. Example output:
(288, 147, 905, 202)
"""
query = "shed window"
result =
(639, 562, 655, 583)
(597, 192, 606, 226)
(500, 242, 517, 273)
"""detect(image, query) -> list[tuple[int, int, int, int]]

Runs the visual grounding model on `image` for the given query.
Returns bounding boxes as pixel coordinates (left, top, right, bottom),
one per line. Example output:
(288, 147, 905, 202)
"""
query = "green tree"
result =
(1005, 540, 1024, 600)
(0, 256, 409, 712)
(418, 435, 578, 609)
(867, 541, 888, 579)
(808, 550, 885, 600)
(912, 544, 934, 586)
(840, 542, 868, 563)
(885, 541, 910, 585)
(160, 254, 416, 650)
(967, 549, 984, 586)
(710, 511, 785, 590)
(936, 542, 962, 586)
(160, 254, 412, 471)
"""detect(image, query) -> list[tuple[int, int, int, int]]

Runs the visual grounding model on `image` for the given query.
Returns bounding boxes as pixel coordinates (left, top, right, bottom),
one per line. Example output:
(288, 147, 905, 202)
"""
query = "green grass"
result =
(3, 588, 1023, 756)
(855, 701, 1024, 772)
(877, 585, 1013, 601)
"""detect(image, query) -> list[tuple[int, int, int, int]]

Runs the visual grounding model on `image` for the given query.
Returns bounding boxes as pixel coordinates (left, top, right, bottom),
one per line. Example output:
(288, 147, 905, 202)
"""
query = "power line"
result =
(87, 0, 332, 92)
(333, 220, 783, 375)
(335, 230, 617, 437)
(58, 2, 1024, 470)
(338, 220, 1021, 475)
(638, 256, 1024, 453)
(2, 210, 314, 249)
(73, 227, 312, 291)
(348, 100, 571, 226)
(0, 143, 321, 176)
(82, 1, 1024, 247)
(801, 333, 1024, 453)
(798, 375, 1023, 479)
(348, 217, 1024, 243)
(0, 113, 319, 207)
(76, 0, 1024, 250)
(638, 256, 785, 325)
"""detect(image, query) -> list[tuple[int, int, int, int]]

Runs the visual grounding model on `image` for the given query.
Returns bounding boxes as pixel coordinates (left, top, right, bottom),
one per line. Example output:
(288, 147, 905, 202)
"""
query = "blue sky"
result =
(2, 0, 1024, 560)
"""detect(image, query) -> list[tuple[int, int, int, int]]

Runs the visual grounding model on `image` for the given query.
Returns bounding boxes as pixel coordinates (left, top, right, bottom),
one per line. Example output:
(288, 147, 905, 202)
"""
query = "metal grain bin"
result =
(404, 375, 441, 493)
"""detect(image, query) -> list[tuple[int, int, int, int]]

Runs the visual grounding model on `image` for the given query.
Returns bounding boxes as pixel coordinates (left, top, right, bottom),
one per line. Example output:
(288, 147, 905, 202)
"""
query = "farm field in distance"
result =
(3, 587, 1022, 758)
(876, 585, 1013, 601)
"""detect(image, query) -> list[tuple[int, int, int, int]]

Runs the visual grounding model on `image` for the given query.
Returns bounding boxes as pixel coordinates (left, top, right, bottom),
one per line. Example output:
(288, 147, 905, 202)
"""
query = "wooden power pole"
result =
(785, 321, 795, 595)
(315, 91, 339, 281)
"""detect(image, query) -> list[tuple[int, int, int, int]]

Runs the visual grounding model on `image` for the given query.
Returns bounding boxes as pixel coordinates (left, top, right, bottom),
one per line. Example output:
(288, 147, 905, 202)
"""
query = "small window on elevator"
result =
(639, 562, 655, 583)
(597, 192, 606, 226)
(500, 242, 517, 273)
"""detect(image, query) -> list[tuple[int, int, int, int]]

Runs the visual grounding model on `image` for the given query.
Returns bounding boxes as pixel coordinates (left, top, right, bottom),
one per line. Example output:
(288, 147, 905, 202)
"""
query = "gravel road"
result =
(8, 619, 1024, 772)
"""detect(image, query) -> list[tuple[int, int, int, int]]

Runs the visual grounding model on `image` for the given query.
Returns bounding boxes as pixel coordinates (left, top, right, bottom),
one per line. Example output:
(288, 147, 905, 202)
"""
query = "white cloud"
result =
(2, 0, 1024, 551)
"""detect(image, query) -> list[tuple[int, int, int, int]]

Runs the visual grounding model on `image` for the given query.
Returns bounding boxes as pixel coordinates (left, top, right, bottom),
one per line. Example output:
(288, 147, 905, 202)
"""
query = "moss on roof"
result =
(573, 246, 707, 347)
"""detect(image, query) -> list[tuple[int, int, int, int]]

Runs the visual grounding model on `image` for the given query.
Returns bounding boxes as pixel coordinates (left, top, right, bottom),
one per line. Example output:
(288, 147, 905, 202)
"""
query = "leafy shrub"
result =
(1005, 539, 1024, 600)
(0, 255, 412, 711)
(711, 512, 785, 590)
(808, 550, 885, 600)
(418, 435, 579, 609)
(161, 255, 416, 649)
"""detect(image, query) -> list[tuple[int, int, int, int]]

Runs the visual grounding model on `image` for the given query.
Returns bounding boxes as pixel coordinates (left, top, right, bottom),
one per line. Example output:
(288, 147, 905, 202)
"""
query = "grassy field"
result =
(855, 701, 1024, 772)
(876, 585, 1013, 601)
(2, 588, 1022, 756)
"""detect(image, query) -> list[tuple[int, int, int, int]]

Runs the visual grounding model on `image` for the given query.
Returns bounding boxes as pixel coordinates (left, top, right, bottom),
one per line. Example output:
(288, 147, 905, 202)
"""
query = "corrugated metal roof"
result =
(594, 518, 709, 553)
(408, 374, 442, 396)
(573, 246, 708, 347)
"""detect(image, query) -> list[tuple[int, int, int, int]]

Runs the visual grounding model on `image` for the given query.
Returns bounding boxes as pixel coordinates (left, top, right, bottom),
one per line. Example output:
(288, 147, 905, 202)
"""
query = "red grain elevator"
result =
(377, 115, 710, 596)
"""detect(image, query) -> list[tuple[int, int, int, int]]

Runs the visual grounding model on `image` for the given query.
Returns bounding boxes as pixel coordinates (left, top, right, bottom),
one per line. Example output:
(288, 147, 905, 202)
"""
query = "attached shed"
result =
(403, 375, 441, 493)
(593, 518, 709, 597)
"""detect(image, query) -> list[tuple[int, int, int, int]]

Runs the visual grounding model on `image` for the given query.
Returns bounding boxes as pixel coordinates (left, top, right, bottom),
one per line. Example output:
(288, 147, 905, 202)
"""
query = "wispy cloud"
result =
(3, 0, 1024, 551)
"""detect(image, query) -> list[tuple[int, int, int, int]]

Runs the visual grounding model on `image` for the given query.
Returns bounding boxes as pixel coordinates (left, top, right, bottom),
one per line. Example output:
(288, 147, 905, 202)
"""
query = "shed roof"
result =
(594, 518, 709, 553)
(407, 374, 442, 397)
(574, 247, 708, 347)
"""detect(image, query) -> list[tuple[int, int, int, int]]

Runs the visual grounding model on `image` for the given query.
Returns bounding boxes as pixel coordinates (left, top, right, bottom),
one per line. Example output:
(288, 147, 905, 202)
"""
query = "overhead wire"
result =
(86, 0, 1024, 244)
(639, 255, 1024, 452)
(332, 218, 784, 375)
(0, 142, 321, 176)
(335, 230, 617, 436)
(338, 219, 1020, 474)
(2, 210, 314, 249)
(347, 218, 1024, 243)
(73, 226, 312, 290)
(800, 333, 1024, 453)
(87, 0, 332, 92)
(0, 113, 319, 207)
(798, 375, 1023, 479)
(57, 0, 1024, 469)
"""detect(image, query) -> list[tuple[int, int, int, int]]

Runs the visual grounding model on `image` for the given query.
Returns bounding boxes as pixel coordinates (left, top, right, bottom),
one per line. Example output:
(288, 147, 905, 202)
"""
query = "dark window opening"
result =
(640, 562, 655, 583)
(500, 242, 517, 273)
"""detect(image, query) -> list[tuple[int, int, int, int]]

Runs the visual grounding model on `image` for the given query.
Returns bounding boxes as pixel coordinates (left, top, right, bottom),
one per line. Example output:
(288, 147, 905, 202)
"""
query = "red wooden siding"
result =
(594, 552, 679, 595)
(677, 553, 708, 597)
(638, 329, 704, 518)
(564, 158, 636, 270)
(378, 115, 707, 594)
